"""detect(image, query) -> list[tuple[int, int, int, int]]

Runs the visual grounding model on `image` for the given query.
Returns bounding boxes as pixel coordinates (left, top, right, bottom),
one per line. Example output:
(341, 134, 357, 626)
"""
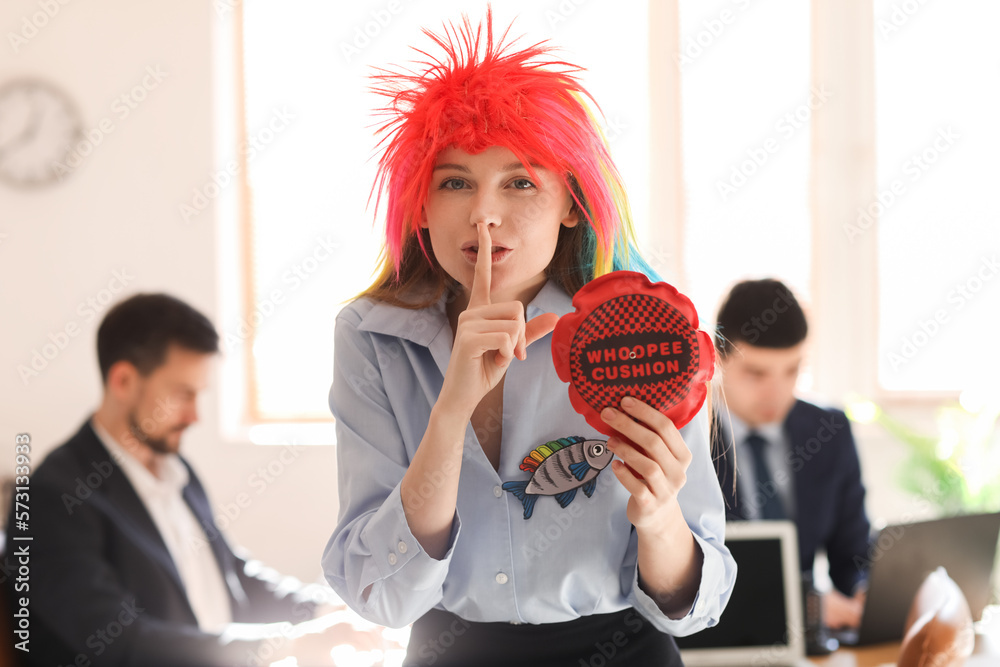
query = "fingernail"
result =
(602, 407, 616, 420)
(621, 396, 635, 408)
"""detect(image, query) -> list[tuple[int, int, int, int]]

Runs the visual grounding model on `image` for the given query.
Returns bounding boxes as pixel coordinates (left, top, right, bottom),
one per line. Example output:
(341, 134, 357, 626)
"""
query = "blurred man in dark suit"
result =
(4, 293, 367, 666)
(711, 279, 871, 629)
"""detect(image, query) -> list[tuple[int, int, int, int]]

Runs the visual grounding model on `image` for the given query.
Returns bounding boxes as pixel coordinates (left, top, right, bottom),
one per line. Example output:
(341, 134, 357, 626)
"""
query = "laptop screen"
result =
(675, 536, 790, 649)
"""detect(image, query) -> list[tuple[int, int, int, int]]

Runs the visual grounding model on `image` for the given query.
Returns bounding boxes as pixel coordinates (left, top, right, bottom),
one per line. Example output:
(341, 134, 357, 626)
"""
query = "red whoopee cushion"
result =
(551, 271, 715, 435)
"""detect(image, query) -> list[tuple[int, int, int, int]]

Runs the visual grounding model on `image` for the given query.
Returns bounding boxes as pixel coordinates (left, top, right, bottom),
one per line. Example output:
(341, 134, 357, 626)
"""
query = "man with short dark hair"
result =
(711, 279, 871, 629)
(4, 293, 352, 666)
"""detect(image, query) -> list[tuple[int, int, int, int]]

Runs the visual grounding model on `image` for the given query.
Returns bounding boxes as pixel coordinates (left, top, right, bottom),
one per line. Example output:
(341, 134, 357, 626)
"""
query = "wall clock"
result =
(0, 78, 84, 188)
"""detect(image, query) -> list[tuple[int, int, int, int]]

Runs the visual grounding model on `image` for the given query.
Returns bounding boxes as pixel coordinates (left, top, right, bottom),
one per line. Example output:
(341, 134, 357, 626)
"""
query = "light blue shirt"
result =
(321, 278, 737, 634)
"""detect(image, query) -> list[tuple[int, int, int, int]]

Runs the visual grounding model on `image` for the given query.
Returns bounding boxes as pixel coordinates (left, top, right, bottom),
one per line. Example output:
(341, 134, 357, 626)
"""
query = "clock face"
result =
(0, 79, 83, 188)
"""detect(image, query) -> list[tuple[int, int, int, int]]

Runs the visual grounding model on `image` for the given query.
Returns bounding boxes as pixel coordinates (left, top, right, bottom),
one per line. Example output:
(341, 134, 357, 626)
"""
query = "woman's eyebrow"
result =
(502, 161, 539, 172)
(432, 163, 470, 173)
(431, 162, 541, 172)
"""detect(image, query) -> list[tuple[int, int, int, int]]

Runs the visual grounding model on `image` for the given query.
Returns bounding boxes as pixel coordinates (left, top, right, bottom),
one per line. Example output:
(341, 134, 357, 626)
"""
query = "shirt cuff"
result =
(629, 531, 731, 636)
(362, 481, 462, 593)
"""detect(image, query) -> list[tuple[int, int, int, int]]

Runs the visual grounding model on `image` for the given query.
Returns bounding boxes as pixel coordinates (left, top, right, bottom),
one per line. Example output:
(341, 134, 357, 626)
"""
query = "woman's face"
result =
(421, 145, 579, 307)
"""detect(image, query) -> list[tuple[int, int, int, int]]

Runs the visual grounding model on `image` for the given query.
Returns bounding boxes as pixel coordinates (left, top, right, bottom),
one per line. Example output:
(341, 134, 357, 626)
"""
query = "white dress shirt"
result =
(718, 408, 797, 520)
(91, 416, 233, 633)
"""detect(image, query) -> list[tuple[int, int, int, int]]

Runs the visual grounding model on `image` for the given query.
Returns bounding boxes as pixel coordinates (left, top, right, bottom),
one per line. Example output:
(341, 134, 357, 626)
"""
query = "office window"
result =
(677, 0, 812, 387)
(874, 0, 1000, 393)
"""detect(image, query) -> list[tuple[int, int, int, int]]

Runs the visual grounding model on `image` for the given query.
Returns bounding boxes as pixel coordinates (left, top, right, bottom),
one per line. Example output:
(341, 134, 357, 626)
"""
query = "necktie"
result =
(746, 431, 786, 520)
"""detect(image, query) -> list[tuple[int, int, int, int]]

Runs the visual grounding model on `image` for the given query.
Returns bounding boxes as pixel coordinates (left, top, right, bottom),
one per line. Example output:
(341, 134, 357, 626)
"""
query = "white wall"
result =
(0, 0, 338, 583)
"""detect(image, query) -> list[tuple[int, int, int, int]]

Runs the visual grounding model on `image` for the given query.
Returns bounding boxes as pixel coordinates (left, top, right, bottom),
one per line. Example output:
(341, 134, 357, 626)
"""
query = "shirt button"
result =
(495, 572, 508, 585)
(397, 541, 408, 554)
(388, 553, 397, 566)
(493, 486, 503, 498)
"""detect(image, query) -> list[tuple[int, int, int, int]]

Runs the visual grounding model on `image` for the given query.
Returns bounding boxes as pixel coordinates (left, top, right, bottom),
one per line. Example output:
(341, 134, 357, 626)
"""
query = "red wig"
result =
(368, 7, 636, 280)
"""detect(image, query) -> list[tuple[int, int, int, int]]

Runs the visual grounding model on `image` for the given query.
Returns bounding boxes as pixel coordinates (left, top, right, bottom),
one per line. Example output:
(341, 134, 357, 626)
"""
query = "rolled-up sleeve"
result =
(321, 305, 461, 628)
(621, 403, 738, 635)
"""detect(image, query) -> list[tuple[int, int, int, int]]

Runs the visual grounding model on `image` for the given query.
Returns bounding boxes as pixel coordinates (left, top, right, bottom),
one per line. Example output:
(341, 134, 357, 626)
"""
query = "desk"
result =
(810, 642, 898, 667)
(809, 615, 1000, 667)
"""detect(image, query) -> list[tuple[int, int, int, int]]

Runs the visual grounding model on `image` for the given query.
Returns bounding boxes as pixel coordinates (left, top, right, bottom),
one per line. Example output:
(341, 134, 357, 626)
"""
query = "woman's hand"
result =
(601, 396, 694, 531)
(602, 396, 704, 617)
(439, 222, 557, 416)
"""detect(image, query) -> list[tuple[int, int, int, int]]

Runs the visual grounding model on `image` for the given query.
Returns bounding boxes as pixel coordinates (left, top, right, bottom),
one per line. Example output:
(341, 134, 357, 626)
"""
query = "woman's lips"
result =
(462, 246, 512, 264)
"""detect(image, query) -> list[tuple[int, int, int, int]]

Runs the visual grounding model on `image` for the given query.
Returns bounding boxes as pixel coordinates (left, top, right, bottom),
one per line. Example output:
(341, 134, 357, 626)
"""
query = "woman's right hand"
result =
(439, 222, 558, 416)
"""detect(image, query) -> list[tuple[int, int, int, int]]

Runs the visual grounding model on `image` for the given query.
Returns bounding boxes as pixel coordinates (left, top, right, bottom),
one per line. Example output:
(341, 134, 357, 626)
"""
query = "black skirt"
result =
(403, 607, 684, 667)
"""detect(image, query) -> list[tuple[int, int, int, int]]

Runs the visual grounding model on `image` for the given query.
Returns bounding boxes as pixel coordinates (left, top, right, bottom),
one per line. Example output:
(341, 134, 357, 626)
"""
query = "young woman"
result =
(322, 10, 736, 666)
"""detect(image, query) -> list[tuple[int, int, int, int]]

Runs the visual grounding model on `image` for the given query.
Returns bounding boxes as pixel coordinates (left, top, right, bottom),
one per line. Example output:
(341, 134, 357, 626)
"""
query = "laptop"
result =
(845, 511, 1000, 646)
(675, 520, 808, 666)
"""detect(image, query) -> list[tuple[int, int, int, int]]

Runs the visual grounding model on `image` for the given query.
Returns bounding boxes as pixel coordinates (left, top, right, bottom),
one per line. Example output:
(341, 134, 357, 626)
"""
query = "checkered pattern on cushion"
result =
(568, 294, 700, 415)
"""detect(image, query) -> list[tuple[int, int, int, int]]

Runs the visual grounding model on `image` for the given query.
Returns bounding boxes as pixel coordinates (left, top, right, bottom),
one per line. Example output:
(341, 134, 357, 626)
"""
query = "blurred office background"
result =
(1, 0, 998, 607)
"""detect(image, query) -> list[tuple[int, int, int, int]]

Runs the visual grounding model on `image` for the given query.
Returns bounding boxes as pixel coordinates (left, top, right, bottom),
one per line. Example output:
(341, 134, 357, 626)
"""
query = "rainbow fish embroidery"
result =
(501, 436, 613, 519)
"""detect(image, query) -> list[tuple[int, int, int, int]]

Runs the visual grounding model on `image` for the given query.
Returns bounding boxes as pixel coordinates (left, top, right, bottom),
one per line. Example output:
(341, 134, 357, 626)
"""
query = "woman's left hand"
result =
(601, 396, 692, 532)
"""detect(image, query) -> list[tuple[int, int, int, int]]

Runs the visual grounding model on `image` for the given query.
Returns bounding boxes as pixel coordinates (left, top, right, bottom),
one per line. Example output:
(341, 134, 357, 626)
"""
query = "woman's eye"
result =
(511, 178, 535, 190)
(439, 178, 466, 190)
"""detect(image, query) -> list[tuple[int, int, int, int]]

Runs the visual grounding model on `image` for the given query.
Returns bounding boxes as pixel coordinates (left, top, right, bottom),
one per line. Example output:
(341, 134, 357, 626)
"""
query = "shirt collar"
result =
(90, 414, 190, 493)
(356, 278, 575, 346)
(723, 408, 784, 445)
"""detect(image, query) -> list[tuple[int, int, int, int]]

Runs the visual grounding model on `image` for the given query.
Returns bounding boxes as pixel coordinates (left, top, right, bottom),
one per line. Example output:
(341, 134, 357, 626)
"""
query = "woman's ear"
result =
(562, 174, 582, 228)
(419, 207, 429, 229)
(561, 199, 580, 229)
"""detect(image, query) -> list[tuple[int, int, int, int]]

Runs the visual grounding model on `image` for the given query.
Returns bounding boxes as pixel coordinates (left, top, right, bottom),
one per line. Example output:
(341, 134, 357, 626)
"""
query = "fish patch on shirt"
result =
(501, 436, 613, 519)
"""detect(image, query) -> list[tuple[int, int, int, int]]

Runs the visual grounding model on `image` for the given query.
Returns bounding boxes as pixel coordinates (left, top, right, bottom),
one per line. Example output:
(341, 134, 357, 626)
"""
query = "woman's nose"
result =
(469, 189, 502, 227)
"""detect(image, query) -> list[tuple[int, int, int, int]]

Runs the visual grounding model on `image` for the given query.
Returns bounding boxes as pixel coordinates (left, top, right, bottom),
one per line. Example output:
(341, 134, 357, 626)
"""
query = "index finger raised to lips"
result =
(469, 222, 492, 308)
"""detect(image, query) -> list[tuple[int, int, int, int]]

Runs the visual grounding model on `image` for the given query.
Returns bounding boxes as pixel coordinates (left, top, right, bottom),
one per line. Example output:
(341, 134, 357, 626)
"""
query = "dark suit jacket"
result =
(3, 417, 317, 667)
(712, 399, 872, 597)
